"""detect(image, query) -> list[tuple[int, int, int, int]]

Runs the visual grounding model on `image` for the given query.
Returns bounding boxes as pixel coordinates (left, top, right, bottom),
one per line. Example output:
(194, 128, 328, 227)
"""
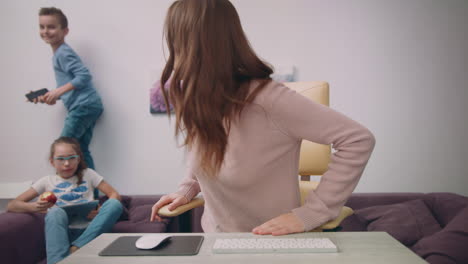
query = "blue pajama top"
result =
(53, 43, 102, 111)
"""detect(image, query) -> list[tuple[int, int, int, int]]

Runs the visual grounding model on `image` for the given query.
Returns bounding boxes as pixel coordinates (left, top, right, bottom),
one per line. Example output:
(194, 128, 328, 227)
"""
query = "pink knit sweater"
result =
(176, 80, 375, 232)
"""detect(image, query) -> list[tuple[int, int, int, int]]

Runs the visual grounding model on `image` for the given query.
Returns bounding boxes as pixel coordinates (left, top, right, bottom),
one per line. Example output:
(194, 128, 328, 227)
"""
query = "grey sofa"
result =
(342, 192, 468, 264)
(1, 192, 467, 264)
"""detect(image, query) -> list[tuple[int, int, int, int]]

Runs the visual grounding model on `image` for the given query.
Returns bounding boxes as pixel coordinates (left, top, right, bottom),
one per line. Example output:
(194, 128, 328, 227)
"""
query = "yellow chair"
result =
(158, 81, 354, 231)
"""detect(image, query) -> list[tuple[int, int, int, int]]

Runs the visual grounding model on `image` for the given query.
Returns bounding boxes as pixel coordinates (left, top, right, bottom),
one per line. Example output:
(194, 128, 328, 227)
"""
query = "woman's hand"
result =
(252, 213, 305, 236)
(87, 205, 101, 220)
(150, 193, 189, 222)
(31, 199, 53, 213)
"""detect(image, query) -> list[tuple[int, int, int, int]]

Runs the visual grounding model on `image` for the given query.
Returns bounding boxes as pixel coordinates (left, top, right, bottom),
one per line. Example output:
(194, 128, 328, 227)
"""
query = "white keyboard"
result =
(212, 238, 338, 254)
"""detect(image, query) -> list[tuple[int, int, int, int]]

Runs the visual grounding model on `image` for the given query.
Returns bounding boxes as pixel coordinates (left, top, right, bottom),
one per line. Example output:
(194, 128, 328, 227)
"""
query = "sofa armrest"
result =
(0, 212, 46, 264)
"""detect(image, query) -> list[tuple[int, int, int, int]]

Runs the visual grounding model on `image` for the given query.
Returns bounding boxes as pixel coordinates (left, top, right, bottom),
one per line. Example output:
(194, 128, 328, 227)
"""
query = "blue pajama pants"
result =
(45, 198, 123, 264)
(61, 103, 103, 170)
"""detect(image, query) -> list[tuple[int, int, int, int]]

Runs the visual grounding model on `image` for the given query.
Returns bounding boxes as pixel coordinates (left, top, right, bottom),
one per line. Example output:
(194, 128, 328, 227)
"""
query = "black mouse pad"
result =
(98, 236, 204, 256)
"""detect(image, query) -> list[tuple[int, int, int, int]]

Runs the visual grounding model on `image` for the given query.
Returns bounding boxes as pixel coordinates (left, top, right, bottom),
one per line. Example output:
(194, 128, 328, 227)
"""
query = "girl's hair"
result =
(39, 7, 68, 29)
(49, 137, 87, 184)
(160, 0, 273, 177)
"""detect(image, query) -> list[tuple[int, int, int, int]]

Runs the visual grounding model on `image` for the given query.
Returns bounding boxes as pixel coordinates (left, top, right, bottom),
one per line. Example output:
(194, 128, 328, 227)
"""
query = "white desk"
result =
(60, 232, 426, 264)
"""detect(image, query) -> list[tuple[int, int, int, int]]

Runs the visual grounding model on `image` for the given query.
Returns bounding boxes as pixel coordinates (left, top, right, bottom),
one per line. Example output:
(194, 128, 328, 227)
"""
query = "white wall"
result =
(1, 0, 467, 198)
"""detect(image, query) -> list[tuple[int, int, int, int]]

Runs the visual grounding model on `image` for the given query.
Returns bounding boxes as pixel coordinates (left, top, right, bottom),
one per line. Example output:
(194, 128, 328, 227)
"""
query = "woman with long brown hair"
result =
(151, 0, 375, 235)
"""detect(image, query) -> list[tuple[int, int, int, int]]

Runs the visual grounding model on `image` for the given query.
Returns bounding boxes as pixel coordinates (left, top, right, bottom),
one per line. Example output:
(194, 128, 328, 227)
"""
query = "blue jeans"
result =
(61, 103, 103, 170)
(45, 198, 122, 264)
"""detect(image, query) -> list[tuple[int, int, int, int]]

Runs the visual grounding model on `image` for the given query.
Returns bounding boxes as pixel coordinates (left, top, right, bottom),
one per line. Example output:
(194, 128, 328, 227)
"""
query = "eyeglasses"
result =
(53, 155, 80, 164)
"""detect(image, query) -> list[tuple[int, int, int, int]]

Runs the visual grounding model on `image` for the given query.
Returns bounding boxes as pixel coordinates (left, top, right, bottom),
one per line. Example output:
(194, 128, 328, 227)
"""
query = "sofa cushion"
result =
(411, 205, 468, 264)
(345, 193, 425, 210)
(112, 204, 170, 233)
(0, 212, 46, 264)
(355, 199, 441, 246)
(423, 193, 468, 227)
(129, 204, 156, 222)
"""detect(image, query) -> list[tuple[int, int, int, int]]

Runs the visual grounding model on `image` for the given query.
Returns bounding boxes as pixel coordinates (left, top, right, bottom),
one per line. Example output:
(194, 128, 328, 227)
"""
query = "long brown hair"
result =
(160, 0, 273, 177)
(49, 137, 87, 184)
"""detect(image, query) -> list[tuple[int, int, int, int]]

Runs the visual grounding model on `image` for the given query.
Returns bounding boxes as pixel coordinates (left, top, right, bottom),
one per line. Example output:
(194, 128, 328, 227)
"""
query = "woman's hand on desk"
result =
(252, 213, 305, 236)
(150, 193, 189, 222)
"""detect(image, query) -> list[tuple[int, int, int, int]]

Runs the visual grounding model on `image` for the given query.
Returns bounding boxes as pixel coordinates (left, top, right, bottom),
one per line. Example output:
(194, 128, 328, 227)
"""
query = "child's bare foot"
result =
(70, 245, 79, 254)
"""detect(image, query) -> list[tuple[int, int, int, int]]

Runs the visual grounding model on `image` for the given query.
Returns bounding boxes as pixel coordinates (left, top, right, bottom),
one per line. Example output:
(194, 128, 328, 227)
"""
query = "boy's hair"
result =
(50, 137, 87, 184)
(39, 7, 68, 29)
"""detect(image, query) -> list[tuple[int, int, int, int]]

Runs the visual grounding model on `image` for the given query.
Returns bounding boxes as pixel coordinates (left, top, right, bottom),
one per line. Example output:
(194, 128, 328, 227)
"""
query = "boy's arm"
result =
(42, 49, 92, 105)
(42, 82, 74, 105)
(7, 187, 51, 213)
(59, 51, 92, 91)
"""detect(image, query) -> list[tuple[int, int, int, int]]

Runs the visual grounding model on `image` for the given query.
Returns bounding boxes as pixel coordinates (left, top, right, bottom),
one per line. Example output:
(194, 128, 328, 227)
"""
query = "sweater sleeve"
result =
(176, 153, 202, 201)
(176, 170, 201, 201)
(56, 50, 92, 90)
(267, 84, 375, 231)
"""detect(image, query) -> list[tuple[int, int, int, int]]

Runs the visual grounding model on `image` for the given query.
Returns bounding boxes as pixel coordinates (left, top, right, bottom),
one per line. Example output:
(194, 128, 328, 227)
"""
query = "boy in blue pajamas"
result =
(35, 7, 103, 170)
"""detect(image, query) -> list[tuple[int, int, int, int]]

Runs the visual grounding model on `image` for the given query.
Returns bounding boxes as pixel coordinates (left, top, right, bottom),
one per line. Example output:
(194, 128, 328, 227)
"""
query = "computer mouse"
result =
(135, 234, 171, 250)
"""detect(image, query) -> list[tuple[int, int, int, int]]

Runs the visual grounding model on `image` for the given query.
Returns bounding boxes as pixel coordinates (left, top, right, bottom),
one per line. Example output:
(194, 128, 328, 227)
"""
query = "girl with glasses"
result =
(7, 137, 123, 264)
